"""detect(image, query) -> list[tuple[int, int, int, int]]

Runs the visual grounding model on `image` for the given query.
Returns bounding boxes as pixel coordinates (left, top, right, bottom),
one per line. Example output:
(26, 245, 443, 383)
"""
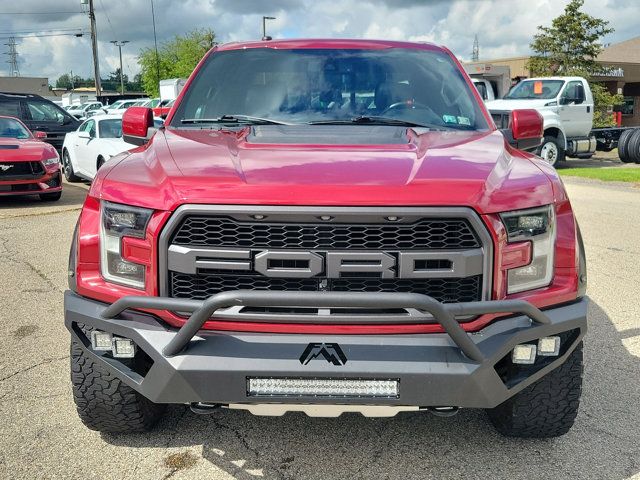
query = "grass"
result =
(558, 167, 640, 183)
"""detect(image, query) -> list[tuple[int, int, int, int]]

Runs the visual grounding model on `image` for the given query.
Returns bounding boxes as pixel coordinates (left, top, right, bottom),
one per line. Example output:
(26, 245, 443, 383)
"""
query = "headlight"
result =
(500, 205, 556, 294)
(100, 201, 152, 288)
(42, 156, 59, 167)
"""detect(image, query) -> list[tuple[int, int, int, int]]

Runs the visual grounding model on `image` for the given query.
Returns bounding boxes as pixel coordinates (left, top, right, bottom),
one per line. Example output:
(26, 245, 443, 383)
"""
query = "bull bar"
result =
(100, 290, 552, 360)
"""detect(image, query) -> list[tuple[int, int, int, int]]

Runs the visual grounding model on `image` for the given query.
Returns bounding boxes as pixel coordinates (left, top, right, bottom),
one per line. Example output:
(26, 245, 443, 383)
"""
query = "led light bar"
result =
(248, 378, 399, 398)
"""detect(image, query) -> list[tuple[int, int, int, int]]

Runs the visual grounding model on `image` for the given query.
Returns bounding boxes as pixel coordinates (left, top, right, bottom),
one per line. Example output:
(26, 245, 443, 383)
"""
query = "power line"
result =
(0, 32, 87, 39)
(0, 11, 84, 15)
(0, 28, 84, 35)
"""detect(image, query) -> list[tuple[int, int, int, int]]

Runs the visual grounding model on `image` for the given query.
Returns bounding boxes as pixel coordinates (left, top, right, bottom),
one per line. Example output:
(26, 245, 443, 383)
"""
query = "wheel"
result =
(537, 136, 565, 167)
(487, 342, 583, 438)
(618, 129, 635, 163)
(71, 338, 166, 433)
(62, 149, 82, 182)
(39, 191, 61, 201)
(627, 130, 640, 164)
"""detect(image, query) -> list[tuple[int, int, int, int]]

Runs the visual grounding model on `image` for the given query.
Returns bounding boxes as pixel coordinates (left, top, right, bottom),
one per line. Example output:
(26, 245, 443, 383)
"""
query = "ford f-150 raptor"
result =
(65, 39, 587, 438)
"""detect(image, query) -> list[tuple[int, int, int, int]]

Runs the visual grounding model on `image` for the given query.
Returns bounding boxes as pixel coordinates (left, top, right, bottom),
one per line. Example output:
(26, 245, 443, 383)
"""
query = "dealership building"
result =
(482, 36, 640, 126)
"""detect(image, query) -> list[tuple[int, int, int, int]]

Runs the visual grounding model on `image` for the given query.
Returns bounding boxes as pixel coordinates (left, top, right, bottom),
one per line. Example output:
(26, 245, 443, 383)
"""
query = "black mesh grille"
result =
(170, 216, 480, 250)
(0, 161, 45, 180)
(170, 272, 482, 304)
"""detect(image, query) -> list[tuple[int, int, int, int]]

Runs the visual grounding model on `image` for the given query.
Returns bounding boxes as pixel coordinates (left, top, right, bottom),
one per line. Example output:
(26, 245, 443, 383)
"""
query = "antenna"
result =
(471, 34, 479, 61)
(5, 37, 20, 77)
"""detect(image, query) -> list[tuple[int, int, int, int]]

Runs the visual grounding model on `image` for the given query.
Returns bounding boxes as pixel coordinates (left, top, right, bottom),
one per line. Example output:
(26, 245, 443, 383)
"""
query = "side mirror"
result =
(77, 131, 91, 139)
(503, 109, 543, 151)
(574, 84, 585, 104)
(122, 107, 156, 146)
(34, 131, 47, 140)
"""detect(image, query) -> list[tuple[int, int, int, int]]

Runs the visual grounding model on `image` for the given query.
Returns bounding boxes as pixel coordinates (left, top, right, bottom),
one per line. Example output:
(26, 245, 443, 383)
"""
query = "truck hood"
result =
(96, 125, 556, 214)
(485, 98, 552, 111)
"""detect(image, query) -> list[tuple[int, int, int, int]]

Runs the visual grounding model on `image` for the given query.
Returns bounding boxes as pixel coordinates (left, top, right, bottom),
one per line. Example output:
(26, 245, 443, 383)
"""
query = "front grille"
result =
(0, 161, 44, 180)
(162, 208, 490, 322)
(170, 272, 482, 304)
(171, 217, 480, 250)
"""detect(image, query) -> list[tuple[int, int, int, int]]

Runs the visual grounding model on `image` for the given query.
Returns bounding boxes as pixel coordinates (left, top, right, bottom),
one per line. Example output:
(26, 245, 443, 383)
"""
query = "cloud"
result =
(0, 0, 636, 82)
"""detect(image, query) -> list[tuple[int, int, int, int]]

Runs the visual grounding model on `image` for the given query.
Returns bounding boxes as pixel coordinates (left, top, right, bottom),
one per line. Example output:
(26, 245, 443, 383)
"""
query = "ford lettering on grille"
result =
(167, 246, 483, 279)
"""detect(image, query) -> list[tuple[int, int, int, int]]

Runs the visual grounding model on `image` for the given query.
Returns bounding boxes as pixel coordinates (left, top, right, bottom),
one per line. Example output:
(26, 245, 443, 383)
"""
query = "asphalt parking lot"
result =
(1, 169, 639, 479)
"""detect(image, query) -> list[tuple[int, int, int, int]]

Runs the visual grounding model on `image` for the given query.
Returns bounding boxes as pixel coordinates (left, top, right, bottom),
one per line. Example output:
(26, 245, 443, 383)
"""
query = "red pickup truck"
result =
(65, 39, 587, 437)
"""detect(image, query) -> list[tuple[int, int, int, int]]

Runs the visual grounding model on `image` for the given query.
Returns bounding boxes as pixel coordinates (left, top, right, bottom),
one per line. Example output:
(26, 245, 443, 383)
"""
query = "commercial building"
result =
(479, 36, 640, 126)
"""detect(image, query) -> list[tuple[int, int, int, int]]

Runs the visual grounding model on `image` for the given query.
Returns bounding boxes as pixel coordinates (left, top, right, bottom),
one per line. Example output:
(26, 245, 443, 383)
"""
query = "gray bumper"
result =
(64, 290, 587, 409)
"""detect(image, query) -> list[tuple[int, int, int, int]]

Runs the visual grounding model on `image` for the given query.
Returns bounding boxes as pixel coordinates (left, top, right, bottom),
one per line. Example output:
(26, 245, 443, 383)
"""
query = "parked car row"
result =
(0, 91, 171, 202)
(64, 97, 177, 121)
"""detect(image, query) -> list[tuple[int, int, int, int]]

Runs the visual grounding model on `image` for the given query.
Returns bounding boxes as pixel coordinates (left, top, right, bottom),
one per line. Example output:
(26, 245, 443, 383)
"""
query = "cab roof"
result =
(216, 38, 443, 52)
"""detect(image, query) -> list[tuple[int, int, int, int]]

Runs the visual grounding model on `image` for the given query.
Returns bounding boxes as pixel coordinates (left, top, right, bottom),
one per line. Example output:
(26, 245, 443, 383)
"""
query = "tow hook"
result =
(190, 402, 221, 414)
(427, 406, 459, 417)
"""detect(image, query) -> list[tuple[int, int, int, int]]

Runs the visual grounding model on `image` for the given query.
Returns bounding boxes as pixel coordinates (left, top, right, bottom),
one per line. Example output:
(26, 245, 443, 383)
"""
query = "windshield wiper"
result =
(181, 115, 289, 125)
(308, 116, 444, 129)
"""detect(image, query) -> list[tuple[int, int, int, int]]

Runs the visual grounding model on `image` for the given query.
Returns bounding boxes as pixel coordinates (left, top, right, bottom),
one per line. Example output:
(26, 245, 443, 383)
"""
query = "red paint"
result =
(73, 40, 582, 335)
(122, 107, 153, 138)
(0, 116, 62, 197)
(510, 109, 544, 140)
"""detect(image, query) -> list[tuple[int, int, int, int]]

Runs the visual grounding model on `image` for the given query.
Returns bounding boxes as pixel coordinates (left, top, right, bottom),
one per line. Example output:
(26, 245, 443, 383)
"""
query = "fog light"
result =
(112, 338, 136, 358)
(538, 336, 560, 356)
(248, 378, 399, 398)
(90, 330, 113, 351)
(512, 344, 537, 364)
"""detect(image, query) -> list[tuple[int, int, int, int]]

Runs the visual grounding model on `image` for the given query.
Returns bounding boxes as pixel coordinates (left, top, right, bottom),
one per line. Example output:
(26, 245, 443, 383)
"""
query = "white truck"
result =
(159, 78, 187, 102)
(487, 76, 600, 166)
(465, 63, 511, 102)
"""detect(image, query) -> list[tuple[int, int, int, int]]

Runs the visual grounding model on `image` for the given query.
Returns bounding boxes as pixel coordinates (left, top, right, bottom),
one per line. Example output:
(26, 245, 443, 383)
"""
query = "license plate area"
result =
(247, 377, 399, 398)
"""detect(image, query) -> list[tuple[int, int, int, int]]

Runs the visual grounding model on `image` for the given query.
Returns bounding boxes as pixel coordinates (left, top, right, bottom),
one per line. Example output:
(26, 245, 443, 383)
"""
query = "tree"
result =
(138, 28, 216, 97)
(526, 0, 622, 127)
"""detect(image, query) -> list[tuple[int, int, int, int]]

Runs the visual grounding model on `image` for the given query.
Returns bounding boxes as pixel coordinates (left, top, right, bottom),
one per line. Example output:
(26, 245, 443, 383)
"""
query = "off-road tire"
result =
(618, 129, 635, 162)
(487, 342, 583, 438)
(537, 135, 565, 167)
(63, 149, 82, 182)
(71, 340, 166, 433)
(39, 191, 62, 201)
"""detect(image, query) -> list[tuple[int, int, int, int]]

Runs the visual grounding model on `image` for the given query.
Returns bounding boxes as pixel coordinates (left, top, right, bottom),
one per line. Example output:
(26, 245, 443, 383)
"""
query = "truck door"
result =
(558, 80, 590, 138)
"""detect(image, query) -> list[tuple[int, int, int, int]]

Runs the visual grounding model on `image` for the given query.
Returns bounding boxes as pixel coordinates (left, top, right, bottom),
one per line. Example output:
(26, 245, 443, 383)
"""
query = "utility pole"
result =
(262, 16, 275, 41)
(471, 34, 480, 61)
(150, 0, 161, 94)
(88, 0, 102, 96)
(4, 37, 20, 77)
(110, 40, 129, 94)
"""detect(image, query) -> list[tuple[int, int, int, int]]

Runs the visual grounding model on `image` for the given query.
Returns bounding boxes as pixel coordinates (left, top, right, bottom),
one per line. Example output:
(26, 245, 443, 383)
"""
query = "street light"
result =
(110, 40, 130, 94)
(262, 16, 275, 41)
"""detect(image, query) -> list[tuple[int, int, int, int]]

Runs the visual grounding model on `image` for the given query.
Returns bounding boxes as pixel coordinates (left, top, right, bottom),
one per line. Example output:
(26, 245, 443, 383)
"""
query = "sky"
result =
(0, 0, 638, 82)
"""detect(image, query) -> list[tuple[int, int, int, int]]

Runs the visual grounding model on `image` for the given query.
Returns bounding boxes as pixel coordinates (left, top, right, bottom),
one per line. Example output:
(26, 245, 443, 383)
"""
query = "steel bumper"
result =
(64, 290, 587, 409)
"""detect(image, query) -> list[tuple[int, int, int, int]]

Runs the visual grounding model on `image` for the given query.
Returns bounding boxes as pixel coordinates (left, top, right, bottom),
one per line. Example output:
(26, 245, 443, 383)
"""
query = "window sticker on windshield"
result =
(534, 81, 543, 95)
(442, 114, 458, 124)
(457, 116, 471, 126)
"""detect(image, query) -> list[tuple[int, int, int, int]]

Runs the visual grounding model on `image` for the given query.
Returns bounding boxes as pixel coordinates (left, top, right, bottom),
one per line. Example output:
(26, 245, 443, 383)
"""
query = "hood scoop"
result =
(248, 125, 409, 145)
(0, 144, 19, 149)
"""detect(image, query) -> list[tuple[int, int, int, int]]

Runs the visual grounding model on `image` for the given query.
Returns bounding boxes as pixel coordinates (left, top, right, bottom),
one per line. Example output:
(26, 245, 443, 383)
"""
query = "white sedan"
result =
(61, 114, 134, 182)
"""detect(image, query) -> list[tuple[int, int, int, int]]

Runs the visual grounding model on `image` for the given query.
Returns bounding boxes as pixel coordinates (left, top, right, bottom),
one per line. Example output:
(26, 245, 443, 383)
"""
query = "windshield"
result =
(106, 101, 123, 110)
(98, 119, 122, 138)
(505, 79, 565, 100)
(171, 48, 488, 130)
(0, 117, 30, 139)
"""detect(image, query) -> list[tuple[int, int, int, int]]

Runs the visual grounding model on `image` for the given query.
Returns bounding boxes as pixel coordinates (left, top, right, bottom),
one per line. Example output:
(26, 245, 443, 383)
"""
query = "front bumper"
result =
(0, 170, 62, 196)
(64, 290, 587, 409)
